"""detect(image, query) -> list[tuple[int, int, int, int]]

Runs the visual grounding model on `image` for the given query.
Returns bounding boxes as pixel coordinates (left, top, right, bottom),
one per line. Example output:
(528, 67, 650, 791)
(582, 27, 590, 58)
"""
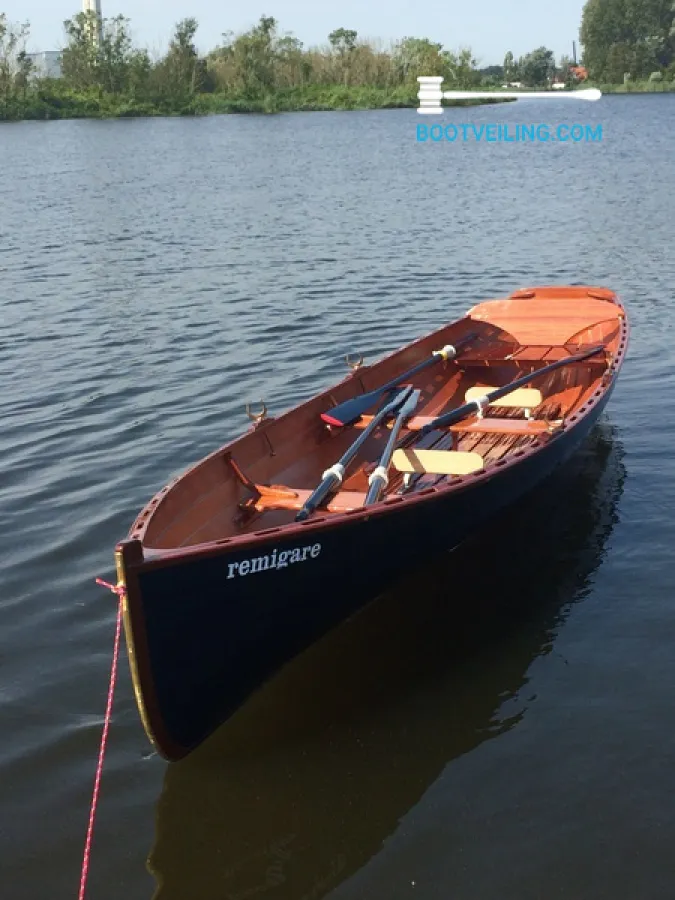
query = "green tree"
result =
(518, 46, 556, 86)
(328, 28, 357, 55)
(580, 0, 675, 81)
(478, 64, 504, 84)
(166, 18, 202, 94)
(503, 50, 518, 81)
(126, 48, 152, 98)
(0, 14, 32, 113)
(327, 27, 358, 84)
(60, 11, 146, 95)
(392, 36, 446, 83)
(209, 16, 283, 97)
(449, 47, 479, 87)
(60, 11, 100, 89)
(274, 33, 305, 86)
(147, 16, 204, 105)
(15, 49, 33, 99)
(97, 15, 138, 93)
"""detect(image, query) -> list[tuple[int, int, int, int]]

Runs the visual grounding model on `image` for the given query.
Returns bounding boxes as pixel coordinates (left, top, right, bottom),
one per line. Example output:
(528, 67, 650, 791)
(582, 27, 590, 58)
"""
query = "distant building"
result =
(27, 51, 62, 79)
(25, 2, 102, 80)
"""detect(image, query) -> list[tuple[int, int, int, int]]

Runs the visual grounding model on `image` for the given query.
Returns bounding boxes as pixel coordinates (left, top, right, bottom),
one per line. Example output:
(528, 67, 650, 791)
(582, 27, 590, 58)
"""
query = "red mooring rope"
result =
(78, 579, 125, 900)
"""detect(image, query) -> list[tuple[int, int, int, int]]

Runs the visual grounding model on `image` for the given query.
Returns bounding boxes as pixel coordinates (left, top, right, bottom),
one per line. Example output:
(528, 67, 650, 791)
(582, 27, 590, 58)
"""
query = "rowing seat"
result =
(465, 385, 543, 420)
(392, 448, 484, 476)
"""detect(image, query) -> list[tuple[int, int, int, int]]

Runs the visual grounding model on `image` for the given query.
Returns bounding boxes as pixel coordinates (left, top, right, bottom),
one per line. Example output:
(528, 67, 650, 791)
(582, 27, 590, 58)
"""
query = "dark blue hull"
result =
(119, 385, 614, 760)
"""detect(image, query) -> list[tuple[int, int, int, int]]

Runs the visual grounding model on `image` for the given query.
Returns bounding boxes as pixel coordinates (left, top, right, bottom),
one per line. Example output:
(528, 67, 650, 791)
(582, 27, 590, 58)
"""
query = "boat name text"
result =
(227, 543, 322, 578)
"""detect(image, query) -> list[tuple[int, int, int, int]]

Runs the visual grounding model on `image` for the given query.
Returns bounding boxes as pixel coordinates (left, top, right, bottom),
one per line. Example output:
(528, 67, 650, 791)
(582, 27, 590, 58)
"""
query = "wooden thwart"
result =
(464, 386, 543, 409)
(392, 448, 484, 476)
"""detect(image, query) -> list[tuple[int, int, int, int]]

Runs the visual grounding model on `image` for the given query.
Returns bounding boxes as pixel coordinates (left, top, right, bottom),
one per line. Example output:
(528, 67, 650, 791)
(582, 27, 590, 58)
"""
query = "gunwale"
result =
(120, 285, 629, 570)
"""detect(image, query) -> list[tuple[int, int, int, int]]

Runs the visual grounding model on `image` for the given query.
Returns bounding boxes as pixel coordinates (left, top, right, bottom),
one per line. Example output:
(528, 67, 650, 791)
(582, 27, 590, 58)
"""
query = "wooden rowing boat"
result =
(110, 284, 628, 760)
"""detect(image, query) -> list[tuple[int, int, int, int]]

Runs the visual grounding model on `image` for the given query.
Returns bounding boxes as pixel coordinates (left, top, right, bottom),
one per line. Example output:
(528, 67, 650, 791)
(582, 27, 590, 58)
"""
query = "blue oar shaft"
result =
(321, 331, 478, 427)
(419, 344, 605, 435)
(295, 386, 413, 522)
(364, 390, 420, 506)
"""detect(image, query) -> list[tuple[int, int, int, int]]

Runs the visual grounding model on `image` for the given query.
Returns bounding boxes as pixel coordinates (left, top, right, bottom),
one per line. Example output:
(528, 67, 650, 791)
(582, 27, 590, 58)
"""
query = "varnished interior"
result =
(129, 287, 626, 550)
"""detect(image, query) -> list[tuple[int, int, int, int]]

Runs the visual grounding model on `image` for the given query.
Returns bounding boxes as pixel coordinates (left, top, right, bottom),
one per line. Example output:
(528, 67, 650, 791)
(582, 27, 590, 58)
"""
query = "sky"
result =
(5, 0, 588, 66)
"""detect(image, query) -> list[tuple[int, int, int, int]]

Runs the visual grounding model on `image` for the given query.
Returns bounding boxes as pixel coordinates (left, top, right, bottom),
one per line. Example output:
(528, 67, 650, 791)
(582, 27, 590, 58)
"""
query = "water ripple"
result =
(1, 96, 674, 899)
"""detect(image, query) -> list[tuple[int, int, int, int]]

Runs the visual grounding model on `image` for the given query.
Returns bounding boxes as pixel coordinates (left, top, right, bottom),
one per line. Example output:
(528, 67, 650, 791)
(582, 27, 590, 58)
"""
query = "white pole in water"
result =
(82, 0, 103, 46)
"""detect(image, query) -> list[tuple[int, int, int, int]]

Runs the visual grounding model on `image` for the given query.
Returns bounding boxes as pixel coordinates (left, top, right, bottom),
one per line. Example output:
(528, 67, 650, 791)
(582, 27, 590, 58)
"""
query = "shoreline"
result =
(589, 82, 675, 94)
(0, 105, 508, 123)
(2, 82, 672, 124)
(0, 82, 517, 124)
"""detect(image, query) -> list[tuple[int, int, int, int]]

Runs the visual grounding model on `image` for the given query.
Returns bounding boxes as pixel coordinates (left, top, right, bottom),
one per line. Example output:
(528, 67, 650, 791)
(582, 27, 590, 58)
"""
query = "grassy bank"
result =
(12, 77, 673, 123)
(0, 84, 511, 122)
(587, 80, 675, 93)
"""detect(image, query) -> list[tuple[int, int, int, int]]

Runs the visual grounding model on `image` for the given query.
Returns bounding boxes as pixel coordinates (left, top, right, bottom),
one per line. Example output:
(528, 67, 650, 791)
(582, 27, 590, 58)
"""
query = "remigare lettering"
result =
(227, 543, 321, 579)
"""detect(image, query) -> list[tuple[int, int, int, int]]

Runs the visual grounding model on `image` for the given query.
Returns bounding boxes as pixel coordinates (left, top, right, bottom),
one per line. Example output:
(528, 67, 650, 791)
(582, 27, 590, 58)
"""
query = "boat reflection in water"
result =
(147, 422, 626, 900)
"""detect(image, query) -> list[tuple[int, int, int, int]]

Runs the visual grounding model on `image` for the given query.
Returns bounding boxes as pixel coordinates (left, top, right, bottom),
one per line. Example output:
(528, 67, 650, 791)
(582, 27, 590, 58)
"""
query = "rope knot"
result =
(95, 577, 126, 598)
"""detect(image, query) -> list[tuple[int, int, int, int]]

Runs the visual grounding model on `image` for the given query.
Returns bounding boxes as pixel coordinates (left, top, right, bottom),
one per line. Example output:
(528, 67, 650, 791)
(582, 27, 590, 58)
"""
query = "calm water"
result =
(1, 95, 674, 900)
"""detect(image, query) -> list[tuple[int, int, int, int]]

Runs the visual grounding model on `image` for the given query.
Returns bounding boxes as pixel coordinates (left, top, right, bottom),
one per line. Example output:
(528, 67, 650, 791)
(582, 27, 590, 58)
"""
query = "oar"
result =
(393, 343, 607, 495)
(321, 331, 478, 427)
(295, 385, 414, 522)
(415, 344, 606, 438)
(364, 389, 421, 506)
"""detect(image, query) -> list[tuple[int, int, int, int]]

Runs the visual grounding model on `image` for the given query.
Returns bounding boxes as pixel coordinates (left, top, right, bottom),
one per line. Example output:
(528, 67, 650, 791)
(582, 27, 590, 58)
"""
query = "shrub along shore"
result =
(588, 81, 675, 93)
(3, 81, 670, 124)
(1, 8, 673, 123)
(0, 13, 516, 123)
(0, 84, 510, 122)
